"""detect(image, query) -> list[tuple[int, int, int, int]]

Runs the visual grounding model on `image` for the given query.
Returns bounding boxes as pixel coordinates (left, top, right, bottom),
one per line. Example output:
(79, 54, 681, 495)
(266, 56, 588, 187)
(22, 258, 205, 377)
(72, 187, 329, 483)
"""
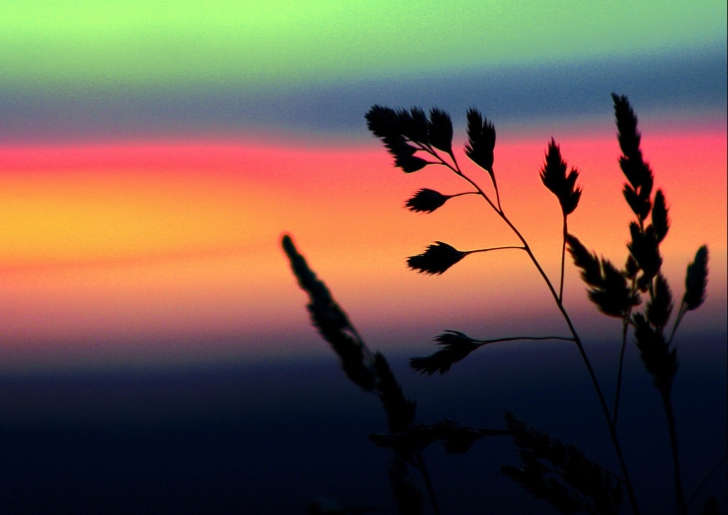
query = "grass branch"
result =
(297, 98, 718, 514)
(559, 215, 567, 301)
(686, 455, 727, 510)
(414, 450, 440, 515)
(455, 164, 642, 514)
(661, 391, 686, 515)
(614, 277, 637, 429)
(613, 316, 630, 429)
(472, 335, 575, 346)
(667, 302, 687, 345)
(464, 245, 525, 255)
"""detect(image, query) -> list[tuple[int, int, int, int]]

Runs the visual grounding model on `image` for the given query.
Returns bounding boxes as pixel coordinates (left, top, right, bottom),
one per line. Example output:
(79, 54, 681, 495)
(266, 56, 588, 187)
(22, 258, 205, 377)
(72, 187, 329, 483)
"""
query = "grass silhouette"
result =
(283, 94, 722, 515)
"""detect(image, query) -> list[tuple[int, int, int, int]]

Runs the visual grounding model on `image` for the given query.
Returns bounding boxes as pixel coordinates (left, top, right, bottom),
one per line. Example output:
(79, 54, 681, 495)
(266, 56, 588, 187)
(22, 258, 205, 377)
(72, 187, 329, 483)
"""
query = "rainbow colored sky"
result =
(0, 1, 725, 371)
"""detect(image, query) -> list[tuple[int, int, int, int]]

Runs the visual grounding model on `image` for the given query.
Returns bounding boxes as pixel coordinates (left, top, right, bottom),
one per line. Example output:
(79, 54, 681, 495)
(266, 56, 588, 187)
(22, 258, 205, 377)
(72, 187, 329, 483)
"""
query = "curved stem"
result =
(559, 215, 567, 301)
(614, 276, 637, 429)
(424, 148, 640, 512)
(668, 303, 687, 345)
(490, 171, 503, 212)
(662, 391, 686, 515)
(473, 335, 575, 345)
(448, 191, 479, 199)
(414, 450, 440, 515)
(447, 149, 461, 174)
(451, 164, 641, 514)
(464, 245, 525, 255)
(428, 151, 501, 214)
(546, 256, 641, 515)
(613, 316, 630, 429)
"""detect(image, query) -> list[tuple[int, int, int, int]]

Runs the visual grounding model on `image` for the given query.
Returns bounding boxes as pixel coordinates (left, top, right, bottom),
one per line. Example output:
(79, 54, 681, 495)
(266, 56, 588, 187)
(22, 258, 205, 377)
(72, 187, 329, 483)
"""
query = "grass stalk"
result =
(455, 164, 642, 514)
(662, 391, 686, 515)
(414, 450, 441, 515)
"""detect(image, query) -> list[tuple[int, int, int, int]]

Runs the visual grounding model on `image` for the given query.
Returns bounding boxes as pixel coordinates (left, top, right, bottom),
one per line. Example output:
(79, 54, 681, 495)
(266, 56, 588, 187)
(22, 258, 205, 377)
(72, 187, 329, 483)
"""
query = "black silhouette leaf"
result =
(428, 107, 453, 153)
(366, 105, 431, 173)
(633, 313, 677, 395)
(613, 93, 655, 221)
(627, 223, 662, 282)
(503, 412, 623, 515)
(567, 235, 639, 317)
(566, 234, 602, 286)
(365, 105, 429, 144)
(683, 245, 708, 311)
(285, 235, 424, 514)
(622, 184, 651, 221)
(562, 170, 582, 216)
(636, 274, 651, 293)
(409, 330, 481, 375)
(588, 260, 640, 318)
(646, 273, 673, 330)
(396, 154, 429, 173)
(651, 189, 669, 243)
(540, 139, 582, 216)
(405, 189, 449, 213)
(612, 93, 641, 163)
(365, 105, 400, 139)
(401, 107, 429, 145)
(464, 108, 496, 174)
(381, 133, 426, 174)
(374, 352, 416, 434)
(384, 135, 416, 156)
(624, 255, 639, 280)
(407, 242, 467, 275)
(282, 235, 376, 391)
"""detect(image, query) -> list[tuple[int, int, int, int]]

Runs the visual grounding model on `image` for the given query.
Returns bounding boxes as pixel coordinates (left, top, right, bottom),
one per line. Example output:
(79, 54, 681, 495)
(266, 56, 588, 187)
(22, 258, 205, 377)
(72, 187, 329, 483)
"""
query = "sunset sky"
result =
(0, 1, 725, 372)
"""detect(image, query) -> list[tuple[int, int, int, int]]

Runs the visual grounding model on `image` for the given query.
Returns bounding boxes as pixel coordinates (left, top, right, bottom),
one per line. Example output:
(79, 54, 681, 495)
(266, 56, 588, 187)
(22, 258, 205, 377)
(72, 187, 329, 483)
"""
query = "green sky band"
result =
(1, 0, 725, 93)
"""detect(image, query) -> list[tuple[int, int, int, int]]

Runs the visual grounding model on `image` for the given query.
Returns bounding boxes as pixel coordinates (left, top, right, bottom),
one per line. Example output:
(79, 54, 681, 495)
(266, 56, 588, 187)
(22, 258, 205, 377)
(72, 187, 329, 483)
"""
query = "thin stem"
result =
(464, 245, 525, 255)
(424, 148, 639, 512)
(668, 303, 687, 344)
(450, 164, 641, 514)
(448, 145, 501, 211)
(426, 148, 501, 214)
(431, 158, 459, 175)
(455, 169, 501, 213)
(448, 191, 479, 199)
(490, 171, 503, 212)
(559, 215, 567, 301)
(558, 288, 641, 515)
(521, 233, 641, 514)
(614, 277, 637, 429)
(416, 144, 457, 173)
(613, 315, 630, 429)
(414, 450, 440, 515)
(662, 391, 686, 515)
(472, 335, 575, 346)
(447, 149, 461, 174)
(686, 455, 727, 510)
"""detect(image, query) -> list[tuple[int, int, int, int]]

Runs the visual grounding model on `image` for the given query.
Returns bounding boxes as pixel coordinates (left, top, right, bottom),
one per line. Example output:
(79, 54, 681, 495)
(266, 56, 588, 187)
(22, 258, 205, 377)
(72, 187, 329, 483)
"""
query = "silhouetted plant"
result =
(283, 94, 723, 514)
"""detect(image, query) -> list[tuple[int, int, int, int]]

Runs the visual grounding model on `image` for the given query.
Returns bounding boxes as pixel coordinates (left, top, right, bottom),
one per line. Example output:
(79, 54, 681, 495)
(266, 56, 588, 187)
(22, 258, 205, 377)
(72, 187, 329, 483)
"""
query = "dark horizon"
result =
(0, 331, 725, 513)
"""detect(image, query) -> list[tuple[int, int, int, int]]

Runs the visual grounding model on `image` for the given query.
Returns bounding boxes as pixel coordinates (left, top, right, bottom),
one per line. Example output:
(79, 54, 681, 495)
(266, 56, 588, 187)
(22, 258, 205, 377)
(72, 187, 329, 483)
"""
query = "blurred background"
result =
(0, 1, 725, 513)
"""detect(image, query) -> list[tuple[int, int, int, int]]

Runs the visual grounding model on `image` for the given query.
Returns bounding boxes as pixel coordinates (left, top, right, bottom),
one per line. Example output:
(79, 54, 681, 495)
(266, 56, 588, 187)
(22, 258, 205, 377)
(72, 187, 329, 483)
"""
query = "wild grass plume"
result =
(284, 94, 722, 515)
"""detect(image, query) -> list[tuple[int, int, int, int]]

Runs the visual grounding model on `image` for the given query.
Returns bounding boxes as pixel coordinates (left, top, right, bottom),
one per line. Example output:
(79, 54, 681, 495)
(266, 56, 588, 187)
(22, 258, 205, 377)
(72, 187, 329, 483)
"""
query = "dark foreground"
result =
(0, 335, 725, 514)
